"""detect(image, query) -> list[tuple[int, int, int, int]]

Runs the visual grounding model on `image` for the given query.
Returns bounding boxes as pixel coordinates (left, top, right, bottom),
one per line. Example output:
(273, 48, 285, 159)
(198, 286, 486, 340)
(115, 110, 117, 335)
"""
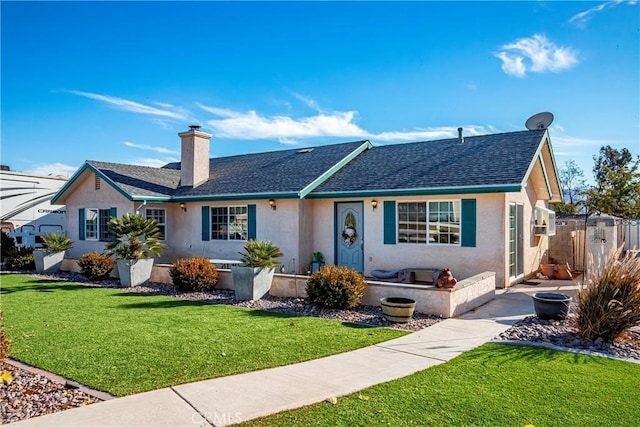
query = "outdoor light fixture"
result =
(371, 200, 378, 210)
(269, 199, 277, 210)
(180, 202, 187, 212)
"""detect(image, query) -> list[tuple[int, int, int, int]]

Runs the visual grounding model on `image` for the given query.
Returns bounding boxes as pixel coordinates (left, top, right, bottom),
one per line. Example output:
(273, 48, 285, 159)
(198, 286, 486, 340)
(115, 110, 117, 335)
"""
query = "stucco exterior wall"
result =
(363, 193, 505, 285)
(166, 198, 301, 273)
(504, 184, 551, 287)
(64, 172, 135, 259)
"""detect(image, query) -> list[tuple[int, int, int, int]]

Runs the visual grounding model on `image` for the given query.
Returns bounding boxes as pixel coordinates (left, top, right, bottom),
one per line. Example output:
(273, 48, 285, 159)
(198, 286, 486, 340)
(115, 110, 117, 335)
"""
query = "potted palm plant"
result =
(33, 233, 73, 274)
(311, 251, 325, 273)
(231, 239, 283, 300)
(105, 213, 166, 287)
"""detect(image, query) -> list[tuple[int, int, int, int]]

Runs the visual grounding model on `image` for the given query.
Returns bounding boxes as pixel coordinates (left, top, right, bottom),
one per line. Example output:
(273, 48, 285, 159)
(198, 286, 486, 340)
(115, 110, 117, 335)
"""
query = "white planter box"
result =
(33, 251, 66, 274)
(231, 266, 275, 300)
(116, 258, 155, 287)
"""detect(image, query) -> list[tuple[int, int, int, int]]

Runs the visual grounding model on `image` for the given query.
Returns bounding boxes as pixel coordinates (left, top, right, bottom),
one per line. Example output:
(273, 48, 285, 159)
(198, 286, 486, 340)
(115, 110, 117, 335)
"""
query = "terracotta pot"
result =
(556, 264, 573, 280)
(540, 264, 555, 278)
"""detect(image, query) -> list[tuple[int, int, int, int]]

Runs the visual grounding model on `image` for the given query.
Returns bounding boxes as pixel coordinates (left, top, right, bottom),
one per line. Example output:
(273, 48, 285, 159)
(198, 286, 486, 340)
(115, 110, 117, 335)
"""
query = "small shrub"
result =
(4, 247, 34, 271)
(0, 311, 10, 362)
(305, 265, 367, 309)
(78, 252, 115, 281)
(575, 248, 640, 343)
(1, 231, 16, 261)
(170, 257, 218, 292)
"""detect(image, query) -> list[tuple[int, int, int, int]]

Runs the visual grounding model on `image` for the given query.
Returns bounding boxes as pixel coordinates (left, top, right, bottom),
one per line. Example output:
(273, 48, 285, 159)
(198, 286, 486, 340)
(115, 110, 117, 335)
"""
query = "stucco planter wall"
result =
(231, 266, 275, 300)
(116, 258, 154, 287)
(34, 250, 66, 274)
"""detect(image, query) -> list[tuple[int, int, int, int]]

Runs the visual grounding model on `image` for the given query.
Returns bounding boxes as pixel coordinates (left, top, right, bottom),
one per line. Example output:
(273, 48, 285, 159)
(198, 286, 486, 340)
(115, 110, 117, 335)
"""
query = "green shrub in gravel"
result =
(4, 247, 34, 271)
(305, 265, 366, 309)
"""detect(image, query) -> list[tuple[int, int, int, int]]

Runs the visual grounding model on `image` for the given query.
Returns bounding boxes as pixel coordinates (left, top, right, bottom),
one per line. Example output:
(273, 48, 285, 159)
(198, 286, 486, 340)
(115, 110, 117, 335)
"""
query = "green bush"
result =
(1, 231, 16, 261)
(305, 265, 367, 309)
(575, 248, 640, 343)
(78, 252, 115, 281)
(170, 257, 218, 292)
(4, 247, 34, 271)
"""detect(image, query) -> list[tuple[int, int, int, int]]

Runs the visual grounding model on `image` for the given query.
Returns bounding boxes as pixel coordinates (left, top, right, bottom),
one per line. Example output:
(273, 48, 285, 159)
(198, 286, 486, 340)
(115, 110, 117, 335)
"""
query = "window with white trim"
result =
(211, 206, 248, 241)
(145, 208, 166, 240)
(85, 208, 112, 241)
(398, 201, 461, 245)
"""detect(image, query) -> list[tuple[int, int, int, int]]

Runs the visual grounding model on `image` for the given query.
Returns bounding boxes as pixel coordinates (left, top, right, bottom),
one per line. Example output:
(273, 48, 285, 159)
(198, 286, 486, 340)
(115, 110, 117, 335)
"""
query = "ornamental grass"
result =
(575, 247, 640, 343)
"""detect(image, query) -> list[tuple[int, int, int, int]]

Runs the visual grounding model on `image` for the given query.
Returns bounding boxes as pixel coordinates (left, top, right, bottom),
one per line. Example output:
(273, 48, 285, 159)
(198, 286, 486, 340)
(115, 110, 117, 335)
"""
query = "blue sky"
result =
(2, 1, 638, 186)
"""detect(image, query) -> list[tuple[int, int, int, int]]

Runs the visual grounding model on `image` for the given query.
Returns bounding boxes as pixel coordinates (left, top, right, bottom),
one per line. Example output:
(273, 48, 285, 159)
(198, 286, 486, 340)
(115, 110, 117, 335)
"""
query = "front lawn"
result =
(0, 274, 406, 396)
(245, 343, 640, 426)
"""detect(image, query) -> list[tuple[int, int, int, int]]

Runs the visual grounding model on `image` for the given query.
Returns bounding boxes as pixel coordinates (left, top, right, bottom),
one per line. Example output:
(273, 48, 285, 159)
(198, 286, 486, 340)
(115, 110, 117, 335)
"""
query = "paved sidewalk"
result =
(13, 280, 577, 427)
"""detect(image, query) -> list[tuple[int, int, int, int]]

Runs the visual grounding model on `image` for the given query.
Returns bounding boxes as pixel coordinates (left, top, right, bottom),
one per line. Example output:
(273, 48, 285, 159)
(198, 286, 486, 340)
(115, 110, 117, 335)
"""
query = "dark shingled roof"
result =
(82, 131, 546, 200)
(87, 161, 181, 198)
(312, 130, 546, 194)
(164, 140, 368, 197)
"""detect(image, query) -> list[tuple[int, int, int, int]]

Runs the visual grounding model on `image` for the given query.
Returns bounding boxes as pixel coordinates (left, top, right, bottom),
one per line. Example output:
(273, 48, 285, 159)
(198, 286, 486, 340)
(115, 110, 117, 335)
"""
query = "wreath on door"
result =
(341, 212, 357, 247)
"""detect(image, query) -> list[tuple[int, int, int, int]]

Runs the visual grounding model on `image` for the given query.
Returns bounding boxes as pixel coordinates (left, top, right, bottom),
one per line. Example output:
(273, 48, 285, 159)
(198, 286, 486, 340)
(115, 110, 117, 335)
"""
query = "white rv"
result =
(0, 167, 68, 247)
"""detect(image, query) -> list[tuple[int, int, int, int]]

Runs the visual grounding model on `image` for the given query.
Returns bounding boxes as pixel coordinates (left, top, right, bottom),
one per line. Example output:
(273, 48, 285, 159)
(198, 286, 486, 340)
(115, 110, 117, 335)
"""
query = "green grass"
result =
(0, 274, 405, 396)
(245, 343, 640, 427)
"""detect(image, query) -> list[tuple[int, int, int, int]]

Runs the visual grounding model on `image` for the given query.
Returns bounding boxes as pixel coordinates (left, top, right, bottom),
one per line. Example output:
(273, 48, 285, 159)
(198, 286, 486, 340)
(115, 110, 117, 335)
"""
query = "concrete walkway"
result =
(13, 280, 578, 427)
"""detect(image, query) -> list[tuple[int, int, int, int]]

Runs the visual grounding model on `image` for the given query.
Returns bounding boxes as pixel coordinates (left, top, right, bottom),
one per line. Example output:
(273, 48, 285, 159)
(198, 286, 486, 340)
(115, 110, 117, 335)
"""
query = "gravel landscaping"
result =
(2, 271, 639, 424)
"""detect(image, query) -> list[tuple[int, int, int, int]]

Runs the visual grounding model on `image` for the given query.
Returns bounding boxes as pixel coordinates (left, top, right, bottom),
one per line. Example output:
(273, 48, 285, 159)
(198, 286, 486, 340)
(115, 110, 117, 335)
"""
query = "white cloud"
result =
(69, 90, 188, 120)
(123, 141, 179, 155)
(25, 162, 79, 178)
(128, 157, 179, 168)
(199, 103, 365, 140)
(569, 0, 631, 28)
(198, 102, 497, 144)
(495, 34, 579, 77)
(289, 91, 323, 112)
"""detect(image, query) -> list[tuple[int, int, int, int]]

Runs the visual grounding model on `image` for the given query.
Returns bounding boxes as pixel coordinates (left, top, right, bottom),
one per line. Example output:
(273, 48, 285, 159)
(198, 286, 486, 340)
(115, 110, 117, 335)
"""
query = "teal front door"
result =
(336, 202, 364, 273)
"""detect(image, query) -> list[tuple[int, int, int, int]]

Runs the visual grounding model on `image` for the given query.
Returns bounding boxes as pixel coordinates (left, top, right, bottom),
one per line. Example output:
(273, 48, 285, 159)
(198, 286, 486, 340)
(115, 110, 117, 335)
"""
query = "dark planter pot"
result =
(311, 261, 325, 273)
(380, 297, 416, 323)
(532, 292, 572, 320)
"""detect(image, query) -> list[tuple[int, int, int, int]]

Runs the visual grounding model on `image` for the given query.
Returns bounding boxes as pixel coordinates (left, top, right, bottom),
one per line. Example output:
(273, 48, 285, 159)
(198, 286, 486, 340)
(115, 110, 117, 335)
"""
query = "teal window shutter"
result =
(201, 206, 210, 241)
(248, 204, 256, 240)
(383, 201, 396, 244)
(108, 207, 117, 241)
(461, 199, 476, 247)
(78, 208, 85, 241)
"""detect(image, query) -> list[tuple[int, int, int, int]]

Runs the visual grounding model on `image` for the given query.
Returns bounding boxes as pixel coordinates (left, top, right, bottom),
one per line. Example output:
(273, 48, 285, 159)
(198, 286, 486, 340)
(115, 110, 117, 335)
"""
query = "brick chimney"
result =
(179, 125, 212, 187)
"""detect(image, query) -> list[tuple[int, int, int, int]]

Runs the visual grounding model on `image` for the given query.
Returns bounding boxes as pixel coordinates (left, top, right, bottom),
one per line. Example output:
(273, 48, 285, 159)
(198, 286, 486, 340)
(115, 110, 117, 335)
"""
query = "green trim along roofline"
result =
(174, 192, 301, 203)
(307, 184, 523, 199)
(298, 141, 373, 198)
(52, 162, 132, 203)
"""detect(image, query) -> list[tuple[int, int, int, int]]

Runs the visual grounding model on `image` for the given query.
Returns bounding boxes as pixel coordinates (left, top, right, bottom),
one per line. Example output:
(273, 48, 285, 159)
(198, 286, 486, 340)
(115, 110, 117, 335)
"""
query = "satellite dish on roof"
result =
(525, 112, 554, 130)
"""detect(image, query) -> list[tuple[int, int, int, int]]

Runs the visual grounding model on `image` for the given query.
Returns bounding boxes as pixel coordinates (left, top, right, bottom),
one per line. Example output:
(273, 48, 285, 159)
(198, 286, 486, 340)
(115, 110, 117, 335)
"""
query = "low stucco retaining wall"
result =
(60, 258, 495, 318)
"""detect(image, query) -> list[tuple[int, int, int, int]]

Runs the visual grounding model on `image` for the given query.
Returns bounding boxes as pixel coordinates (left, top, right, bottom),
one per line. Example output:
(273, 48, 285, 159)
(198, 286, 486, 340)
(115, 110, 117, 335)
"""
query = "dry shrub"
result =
(0, 311, 10, 361)
(305, 264, 367, 309)
(170, 257, 218, 292)
(78, 252, 115, 281)
(575, 248, 640, 343)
